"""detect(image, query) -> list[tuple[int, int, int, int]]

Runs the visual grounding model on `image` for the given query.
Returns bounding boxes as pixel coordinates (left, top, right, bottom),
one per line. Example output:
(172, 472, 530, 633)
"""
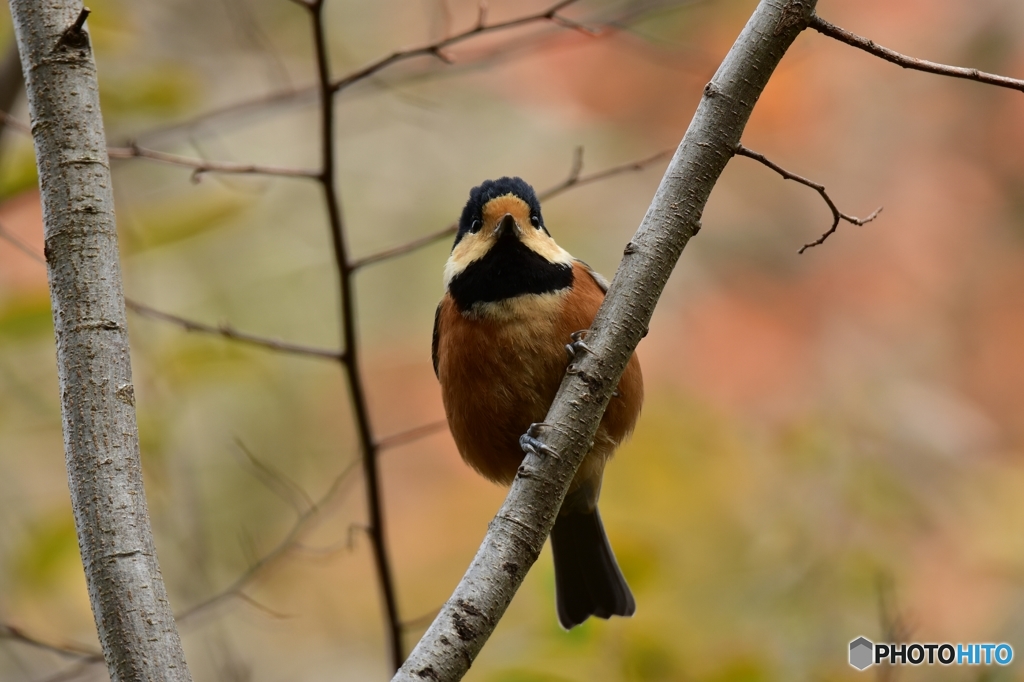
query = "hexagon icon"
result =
(849, 637, 874, 670)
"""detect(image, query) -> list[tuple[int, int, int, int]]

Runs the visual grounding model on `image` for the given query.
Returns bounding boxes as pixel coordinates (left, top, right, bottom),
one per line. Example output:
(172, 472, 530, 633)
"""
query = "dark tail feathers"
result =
(550, 507, 635, 629)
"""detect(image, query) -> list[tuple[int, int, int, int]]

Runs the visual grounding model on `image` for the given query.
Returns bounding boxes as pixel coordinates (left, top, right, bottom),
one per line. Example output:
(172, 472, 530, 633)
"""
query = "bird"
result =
(432, 176, 644, 629)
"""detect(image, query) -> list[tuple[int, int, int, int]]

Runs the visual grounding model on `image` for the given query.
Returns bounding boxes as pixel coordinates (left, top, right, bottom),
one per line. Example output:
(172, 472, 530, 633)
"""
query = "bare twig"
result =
(176, 457, 361, 624)
(330, 0, 582, 94)
(125, 299, 345, 361)
(811, 14, 1024, 94)
(0, 624, 102, 661)
(234, 439, 315, 517)
(298, 0, 404, 669)
(0, 230, 343, 362)
(539, 146, 673, 202)
(377, 420, 449, 451)
(733, 144, 881, 253)
(108, 143, 319, 180)
(0, 42, 25, 150)
(350, 146, 673, 270)
(394, 1, 817, 678)
(0, 219, 45, 264)
(128, 0, 592, 147)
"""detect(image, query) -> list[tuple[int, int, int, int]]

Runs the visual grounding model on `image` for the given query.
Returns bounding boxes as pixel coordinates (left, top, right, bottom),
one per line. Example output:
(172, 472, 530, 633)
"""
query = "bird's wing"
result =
(575, 259, 610, 294)
(431, 301, 442, 378)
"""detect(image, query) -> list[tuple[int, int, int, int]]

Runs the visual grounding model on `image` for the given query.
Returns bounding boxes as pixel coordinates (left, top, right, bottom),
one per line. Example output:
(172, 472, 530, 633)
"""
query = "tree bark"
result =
(9, 2, 192, 681)
(394, 1, 817, 680)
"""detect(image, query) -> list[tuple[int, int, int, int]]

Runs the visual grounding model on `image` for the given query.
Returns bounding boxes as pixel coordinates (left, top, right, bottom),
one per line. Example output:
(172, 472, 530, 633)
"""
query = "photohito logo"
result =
(849, 637, 1013, 670)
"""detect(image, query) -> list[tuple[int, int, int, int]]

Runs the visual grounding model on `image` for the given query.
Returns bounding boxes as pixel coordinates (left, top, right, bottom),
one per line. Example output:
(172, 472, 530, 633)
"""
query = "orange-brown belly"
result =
(436, 266, 643, 491)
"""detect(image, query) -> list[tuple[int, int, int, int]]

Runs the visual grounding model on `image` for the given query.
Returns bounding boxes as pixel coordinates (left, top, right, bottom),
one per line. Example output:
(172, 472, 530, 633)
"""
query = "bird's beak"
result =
(493, 213, 522, 238)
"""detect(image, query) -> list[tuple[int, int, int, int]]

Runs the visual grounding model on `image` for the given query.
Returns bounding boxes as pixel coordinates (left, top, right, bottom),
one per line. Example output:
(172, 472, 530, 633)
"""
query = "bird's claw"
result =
(519, 423, 557, 457)
(565, 330, 593, 360)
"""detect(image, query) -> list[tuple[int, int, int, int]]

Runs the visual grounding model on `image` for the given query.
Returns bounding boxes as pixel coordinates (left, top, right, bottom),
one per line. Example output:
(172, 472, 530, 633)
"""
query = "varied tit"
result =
(432, 176, 643, 629)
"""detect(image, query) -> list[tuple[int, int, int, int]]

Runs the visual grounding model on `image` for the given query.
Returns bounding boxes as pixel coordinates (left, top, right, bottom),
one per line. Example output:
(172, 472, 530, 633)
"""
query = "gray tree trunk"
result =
(8, 2, 192, 681)
(394, 1, 817, 680)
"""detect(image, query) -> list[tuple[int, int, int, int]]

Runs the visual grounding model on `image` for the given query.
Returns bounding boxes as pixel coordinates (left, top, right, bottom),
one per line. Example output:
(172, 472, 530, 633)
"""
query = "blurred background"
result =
(2, 0, 1024, 680)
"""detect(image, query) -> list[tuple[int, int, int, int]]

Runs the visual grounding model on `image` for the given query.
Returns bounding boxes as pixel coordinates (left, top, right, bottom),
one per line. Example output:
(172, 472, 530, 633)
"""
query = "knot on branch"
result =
(774, 1, 809, 36)
(55, 8, 91, 51)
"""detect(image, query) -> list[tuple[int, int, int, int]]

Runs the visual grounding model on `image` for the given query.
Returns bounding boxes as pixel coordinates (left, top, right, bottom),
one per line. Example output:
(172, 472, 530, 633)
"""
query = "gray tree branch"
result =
(0, 40, 24, 151)
(8, 2, 192, 681)
(393, 1, 817, 679)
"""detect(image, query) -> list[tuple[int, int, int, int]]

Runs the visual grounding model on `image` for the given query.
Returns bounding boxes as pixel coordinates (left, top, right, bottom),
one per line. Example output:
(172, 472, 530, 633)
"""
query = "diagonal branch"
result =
(125, 299, 345, 361)
(0, 623, 102, 662)
(733, 144, 882, 253)
(130, 0, 594, 146)
(810, 14, 1024, 94)
(377, 420, 449, 451)
(394, 1, 819, 679)
(0, 219, 45, 264)
(175, 457, 361, 624)
(349, 146, 673, 270)
(107, 143, 319, 180)
(0, 227, 345, 361)
(329, 0, 582, 94)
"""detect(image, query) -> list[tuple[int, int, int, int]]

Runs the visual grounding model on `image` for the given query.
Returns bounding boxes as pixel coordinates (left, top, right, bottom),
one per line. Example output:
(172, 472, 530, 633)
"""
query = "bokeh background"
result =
(2, 0, 1024, 680)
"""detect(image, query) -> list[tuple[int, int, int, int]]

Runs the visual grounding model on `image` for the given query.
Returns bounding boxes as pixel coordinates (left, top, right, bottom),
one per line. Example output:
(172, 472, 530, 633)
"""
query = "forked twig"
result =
(176, 457, 361, 624)
(329, 0, 583, 94)
(734, 144, 881, 252)
(108, 143, 319, 180)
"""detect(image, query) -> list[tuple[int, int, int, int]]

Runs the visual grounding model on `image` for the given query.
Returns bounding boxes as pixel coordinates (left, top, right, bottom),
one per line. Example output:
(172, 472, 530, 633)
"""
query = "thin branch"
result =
(31, 660, 97, 682)
(234, 591, 292, 620)
(329, 0, 582, 94)
(394, 1, 816, 678)
(0, 109, 317, 181)
(299, 0, 404, 669)
(128, 0, 592, 147)
(377, 420, 449, 451)
(350, 146, 673, 270)
(0, 219, 45, 264)
(0, 230, 343, 362)
(0, 624, 102, 662)
(733, 144, 881, 253)
(810, 14, 1024, 94)
(107, 143, 319, 180)
(125, 299, 345, 361)
(176, 457, 361, 624)
(234, 439, 315, 516)
(0, 109, 29, 135)
(401, 606, 443, 632)
(538, 146, 673, 202)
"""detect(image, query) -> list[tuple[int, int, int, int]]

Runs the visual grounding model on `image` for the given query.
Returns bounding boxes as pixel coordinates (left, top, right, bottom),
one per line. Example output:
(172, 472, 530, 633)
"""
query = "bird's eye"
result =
(470, 219, 482, 233)
(530, 215, 541, 229)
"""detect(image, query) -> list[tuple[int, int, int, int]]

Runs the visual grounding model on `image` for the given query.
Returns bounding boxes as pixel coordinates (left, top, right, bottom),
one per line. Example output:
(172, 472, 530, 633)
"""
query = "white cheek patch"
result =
(443, 231, 494, 287)
(520, 228, 574, 266)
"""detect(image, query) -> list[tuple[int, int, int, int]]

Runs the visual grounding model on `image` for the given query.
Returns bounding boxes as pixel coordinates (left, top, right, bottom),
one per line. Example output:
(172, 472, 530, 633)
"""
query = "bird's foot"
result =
(564, 330, 593, 360)
(519, 422, 557, 457)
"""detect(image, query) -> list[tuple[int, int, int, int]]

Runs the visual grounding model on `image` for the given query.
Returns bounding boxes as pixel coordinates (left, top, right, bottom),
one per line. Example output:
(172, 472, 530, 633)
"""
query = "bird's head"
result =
(444, 177, 574, 309)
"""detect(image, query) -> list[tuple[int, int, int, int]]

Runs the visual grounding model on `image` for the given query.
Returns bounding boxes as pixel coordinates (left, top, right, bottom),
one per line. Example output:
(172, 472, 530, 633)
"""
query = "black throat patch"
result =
(448, 230, 574, 311)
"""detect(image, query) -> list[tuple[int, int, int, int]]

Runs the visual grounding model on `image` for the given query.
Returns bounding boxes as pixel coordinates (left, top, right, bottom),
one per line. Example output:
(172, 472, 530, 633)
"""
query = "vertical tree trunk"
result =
(8, 2, 192, 680)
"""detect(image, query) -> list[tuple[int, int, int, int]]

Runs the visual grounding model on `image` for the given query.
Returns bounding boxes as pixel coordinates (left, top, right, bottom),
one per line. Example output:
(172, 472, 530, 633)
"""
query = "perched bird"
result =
(432, 176, 643, 629)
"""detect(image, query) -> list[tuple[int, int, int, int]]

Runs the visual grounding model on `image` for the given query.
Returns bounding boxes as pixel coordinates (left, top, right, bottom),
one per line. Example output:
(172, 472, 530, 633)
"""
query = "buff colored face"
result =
(443, 193, 573, 288)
